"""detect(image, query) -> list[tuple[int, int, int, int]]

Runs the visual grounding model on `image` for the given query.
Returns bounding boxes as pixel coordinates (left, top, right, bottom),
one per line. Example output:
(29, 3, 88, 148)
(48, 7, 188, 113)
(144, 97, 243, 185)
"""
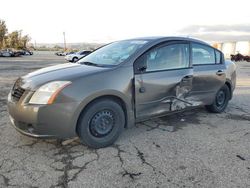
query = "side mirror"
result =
(137, 65, 147, 72)
(135, 54, 147, 73)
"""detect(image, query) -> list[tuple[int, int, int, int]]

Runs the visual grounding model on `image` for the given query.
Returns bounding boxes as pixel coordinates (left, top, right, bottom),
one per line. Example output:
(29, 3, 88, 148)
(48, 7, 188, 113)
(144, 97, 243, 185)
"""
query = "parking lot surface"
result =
(0, 52, 250, 188)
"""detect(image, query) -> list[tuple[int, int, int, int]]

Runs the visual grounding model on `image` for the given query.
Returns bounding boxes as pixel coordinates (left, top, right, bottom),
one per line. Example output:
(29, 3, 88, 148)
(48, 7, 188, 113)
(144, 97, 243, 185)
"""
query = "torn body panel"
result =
(134, 65, 227, 121)
(134, 68, 201, 120)
(171, 84, 193, 111)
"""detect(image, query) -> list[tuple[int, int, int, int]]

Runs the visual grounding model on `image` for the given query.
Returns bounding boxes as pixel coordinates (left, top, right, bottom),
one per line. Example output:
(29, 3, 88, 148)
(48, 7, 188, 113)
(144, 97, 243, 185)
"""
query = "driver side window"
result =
(141, 43, 190, 72)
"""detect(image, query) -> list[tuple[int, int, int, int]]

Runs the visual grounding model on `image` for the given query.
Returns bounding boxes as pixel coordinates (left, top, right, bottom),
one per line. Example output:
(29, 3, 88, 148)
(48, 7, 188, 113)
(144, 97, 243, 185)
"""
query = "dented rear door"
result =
(190, 43, 226, 105)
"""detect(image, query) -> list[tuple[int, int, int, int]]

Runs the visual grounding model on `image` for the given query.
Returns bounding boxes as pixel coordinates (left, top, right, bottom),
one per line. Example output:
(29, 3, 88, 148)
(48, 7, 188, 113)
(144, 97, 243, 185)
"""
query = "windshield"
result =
(78, 40, 148, 66)
(76, 51, 83, 54)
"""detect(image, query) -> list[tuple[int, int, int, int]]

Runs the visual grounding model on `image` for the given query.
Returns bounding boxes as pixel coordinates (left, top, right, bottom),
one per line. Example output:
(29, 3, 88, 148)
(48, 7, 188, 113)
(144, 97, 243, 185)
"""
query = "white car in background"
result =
(65, 50, 92, 62)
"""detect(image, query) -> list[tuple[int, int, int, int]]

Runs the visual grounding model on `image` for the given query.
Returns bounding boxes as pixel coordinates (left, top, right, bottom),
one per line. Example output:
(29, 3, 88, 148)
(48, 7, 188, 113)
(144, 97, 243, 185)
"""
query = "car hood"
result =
(20, 63, 110, 90)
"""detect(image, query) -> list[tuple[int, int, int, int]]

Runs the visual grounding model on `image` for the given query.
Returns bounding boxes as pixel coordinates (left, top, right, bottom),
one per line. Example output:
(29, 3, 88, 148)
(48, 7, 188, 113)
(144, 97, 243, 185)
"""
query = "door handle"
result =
(183, 75, 193, 79)
(216, 70, 225, 76)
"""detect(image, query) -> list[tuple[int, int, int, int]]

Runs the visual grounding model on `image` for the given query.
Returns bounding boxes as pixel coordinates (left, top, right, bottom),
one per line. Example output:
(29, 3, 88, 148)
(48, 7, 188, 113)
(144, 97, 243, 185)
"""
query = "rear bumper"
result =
(7, 92, 79, 139)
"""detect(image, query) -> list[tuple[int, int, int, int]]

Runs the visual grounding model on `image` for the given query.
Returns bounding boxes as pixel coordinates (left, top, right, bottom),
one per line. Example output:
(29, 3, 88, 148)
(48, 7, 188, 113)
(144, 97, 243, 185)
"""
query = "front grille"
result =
(12, 87, 25, 101)
(11, 78, 25, 102)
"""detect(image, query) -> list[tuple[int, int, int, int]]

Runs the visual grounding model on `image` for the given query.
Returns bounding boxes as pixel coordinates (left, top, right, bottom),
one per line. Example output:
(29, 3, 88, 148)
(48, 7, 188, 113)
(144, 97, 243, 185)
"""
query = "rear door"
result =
(190, 43, 226, 105)
(134, 41, 194, 120)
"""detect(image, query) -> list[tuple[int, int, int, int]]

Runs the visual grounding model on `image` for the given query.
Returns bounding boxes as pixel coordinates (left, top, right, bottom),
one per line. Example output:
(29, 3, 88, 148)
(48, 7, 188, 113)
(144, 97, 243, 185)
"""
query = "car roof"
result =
(127, 36, 210, 46)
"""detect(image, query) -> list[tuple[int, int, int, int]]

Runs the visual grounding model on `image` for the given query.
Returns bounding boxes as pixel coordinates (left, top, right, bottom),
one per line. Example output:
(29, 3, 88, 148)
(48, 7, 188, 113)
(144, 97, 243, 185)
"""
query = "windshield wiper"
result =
(79, 61, 114, 67)
(79, 61, 100, 67)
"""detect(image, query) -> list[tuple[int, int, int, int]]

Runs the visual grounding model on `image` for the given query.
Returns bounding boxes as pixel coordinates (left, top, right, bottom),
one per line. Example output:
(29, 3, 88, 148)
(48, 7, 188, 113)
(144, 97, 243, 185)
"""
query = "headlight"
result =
(29, 81, 71, 104)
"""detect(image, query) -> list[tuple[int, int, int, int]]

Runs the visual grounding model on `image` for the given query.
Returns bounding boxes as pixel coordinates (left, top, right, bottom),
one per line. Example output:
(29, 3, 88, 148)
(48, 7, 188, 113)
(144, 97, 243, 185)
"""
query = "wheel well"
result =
(225, 81, 232, 99)
(76, 95, 128, 133)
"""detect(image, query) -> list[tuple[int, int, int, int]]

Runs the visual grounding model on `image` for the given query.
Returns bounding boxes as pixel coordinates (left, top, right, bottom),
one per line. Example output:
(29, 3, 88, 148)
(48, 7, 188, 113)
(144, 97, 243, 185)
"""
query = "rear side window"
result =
(81, 51, 88, 55)
(215, 50, 221, 64)
(192, 43, 215, 65)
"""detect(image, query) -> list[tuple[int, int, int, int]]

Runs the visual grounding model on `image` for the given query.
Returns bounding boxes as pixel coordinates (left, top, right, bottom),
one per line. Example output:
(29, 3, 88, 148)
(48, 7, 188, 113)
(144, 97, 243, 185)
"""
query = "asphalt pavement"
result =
(0, 51, 249, 188)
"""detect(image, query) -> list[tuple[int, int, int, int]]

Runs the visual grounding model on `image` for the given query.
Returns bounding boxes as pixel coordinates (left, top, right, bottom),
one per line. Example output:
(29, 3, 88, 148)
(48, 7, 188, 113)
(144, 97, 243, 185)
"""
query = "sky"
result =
(1, 0, 250, 44)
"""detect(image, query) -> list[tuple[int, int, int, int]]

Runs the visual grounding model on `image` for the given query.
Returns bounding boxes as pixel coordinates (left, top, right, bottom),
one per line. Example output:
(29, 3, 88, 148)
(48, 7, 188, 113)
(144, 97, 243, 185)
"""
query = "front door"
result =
(134, 42, 194, 120)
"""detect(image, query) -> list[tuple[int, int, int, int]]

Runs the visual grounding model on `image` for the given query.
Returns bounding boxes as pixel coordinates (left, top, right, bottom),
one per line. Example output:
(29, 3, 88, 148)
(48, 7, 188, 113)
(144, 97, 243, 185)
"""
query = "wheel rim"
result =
(89, 110, 115, 138)
(216, 90, 226, 108)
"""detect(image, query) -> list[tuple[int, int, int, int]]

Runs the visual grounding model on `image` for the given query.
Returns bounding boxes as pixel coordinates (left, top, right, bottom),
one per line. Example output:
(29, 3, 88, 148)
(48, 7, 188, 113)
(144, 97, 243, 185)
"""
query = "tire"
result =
(72, 57, 78, 62)
(206, 84, 230, 113)
(77, 99, 125, 148)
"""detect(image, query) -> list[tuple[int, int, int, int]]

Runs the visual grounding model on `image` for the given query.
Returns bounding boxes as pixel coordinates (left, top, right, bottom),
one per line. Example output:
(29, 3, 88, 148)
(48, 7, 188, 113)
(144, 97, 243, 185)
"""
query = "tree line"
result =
(0, 19, 31, 50)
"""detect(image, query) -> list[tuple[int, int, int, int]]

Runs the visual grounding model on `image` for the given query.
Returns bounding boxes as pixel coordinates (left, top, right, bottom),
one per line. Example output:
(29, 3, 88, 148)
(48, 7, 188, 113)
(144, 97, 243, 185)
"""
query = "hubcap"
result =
(89, 110, 115, 138)
(216, 90, 226, 107)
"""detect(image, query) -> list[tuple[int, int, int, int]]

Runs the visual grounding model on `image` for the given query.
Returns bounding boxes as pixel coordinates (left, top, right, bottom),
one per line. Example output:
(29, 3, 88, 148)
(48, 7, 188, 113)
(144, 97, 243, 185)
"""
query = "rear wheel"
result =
(206, 84, 230, 113)
(77, 99, 125, 148)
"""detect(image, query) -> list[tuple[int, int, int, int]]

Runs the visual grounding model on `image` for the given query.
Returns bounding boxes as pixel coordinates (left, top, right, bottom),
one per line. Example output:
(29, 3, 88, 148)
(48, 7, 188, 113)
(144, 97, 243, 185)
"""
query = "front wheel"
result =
(206, 84, 230, 113)
(72, 57, 78, 62)
(77, 99, 125, 148)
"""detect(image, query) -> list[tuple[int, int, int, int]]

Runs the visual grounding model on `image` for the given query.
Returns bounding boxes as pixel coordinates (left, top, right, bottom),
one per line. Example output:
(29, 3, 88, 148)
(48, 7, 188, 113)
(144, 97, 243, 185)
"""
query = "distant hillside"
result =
(35, 42, 105, 50)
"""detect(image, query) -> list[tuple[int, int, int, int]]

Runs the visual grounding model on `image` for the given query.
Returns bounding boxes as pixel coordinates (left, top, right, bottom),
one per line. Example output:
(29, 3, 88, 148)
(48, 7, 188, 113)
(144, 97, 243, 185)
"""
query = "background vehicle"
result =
(17, 50, 33, 56)
(23, 50, 33, 55)
(0, 49, 13, 57)
(65, 51, 75, 55)
(231, 53, 250, 62)
(65, 50, 92, 62)
(55, 51, 64, 56)
(0, 49, 33, 57)
(55, 51, 76, 56)
(7, 37, 236, 148)
(13, 51, 23, 57)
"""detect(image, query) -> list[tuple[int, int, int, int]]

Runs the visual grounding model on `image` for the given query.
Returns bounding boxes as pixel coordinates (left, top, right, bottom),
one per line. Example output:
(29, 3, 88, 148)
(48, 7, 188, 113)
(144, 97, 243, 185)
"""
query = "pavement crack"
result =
(225, 113, 250, 122)
(0, 173, 10, 187)
(54, 145, 79, 188)
(122, 171, 142, 180)
(152, 142, 161, 148)
(134, 146, 166, 177)
(54, 144, 99, 188)
(236, 154, 246, 161)
(112, 144, 126, 165)
(112, 144, 143, 181)
(229, 105, 249, 114)
(134, 146, 146, 164)
(244, 132, 249, 136)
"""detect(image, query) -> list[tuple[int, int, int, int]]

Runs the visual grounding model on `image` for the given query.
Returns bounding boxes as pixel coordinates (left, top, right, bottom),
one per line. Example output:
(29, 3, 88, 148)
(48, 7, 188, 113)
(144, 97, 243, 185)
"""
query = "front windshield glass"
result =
(78, 40, 148, 66)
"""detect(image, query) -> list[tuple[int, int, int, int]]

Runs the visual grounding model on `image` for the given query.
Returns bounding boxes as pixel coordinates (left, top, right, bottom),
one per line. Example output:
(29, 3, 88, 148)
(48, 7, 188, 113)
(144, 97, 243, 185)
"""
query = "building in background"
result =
(213, 41, 250, 59)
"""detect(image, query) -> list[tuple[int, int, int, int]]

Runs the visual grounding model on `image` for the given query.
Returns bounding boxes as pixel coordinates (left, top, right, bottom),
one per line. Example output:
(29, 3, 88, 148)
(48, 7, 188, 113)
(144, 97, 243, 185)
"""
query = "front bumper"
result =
(9, 115, 52, 138)
(7, 92, 79, 139)
(65, 56, 73, 61)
